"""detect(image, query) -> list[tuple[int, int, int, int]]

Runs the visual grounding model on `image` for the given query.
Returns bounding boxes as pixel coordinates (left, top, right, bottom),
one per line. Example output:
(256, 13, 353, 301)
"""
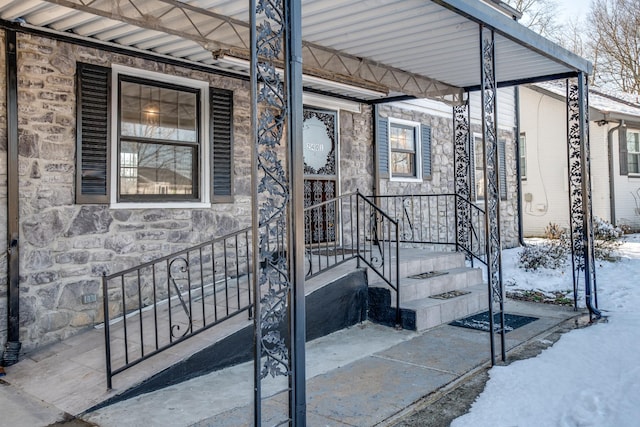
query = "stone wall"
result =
(4, 30, 518, 352)
(378, 105, 455, 195)
(7, 32, 378, 351)
(0, 29, 8, 349)
(14, 33, 257, 350)
(377, 103, 519, 249)
(339, 107, 374, 194)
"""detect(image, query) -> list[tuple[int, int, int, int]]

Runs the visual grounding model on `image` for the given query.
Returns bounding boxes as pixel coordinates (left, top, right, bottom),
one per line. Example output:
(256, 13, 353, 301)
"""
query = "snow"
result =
(452, 234, 640, 427)
(534, 81, 640, 117)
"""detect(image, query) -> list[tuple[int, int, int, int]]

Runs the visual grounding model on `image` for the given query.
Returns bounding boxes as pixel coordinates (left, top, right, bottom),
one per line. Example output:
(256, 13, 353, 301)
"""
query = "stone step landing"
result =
(368, 251, 487, 331)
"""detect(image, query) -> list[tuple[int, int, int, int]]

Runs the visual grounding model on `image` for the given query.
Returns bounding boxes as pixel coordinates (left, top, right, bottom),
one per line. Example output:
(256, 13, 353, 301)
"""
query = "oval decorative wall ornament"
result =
(303, 115, 332, 171)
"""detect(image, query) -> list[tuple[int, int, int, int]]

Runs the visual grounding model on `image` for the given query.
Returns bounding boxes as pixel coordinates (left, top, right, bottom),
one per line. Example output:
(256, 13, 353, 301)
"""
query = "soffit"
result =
(0, 0, 592, 103)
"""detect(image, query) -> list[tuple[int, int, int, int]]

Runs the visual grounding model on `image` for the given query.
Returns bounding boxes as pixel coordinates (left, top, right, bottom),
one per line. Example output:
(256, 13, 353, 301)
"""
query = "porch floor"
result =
(0, 258, 363, 417)
(85, 299, 581, 427)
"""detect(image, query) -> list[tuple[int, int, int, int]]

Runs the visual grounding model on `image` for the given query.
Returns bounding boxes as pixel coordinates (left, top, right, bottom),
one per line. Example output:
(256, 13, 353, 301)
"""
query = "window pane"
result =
(628, 132, 640, 153)
(120, 81, 197, 142)
(629, 153, 640, 174)
(390, 125, 415, 150)
(391, 152, 415, 176)
(475, 138, 484, 200)
(519, 133, 526, 179)
(120, 141, 196, 196)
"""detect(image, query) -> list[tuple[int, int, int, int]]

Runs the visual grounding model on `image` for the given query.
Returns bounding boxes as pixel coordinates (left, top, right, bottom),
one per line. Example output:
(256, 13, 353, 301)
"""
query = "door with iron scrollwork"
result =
(303, 108, 338, 244)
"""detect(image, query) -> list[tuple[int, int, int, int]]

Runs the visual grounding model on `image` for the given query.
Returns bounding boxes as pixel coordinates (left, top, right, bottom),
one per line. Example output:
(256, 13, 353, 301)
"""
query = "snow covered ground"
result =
(452, 234, 640, 427)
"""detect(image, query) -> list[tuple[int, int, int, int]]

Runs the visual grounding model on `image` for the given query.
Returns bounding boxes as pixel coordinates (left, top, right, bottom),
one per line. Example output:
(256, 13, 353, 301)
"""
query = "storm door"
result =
(303, 108, 338, 244)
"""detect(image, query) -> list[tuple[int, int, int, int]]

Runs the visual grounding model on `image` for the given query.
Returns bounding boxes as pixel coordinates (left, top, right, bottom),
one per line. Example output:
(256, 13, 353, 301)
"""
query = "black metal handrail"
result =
(101, 192, 483, 387)
(304, 191, 401, 325)
(370, 193, 487, 266)
(102, 227, 253, 389)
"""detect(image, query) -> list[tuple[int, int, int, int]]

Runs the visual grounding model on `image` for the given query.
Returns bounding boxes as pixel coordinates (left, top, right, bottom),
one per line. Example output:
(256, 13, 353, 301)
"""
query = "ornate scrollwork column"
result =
(250, 0, 306, 424)
(566, 75, 600, 320)
(480, 25, 505, 364)
(453, 101, 471, 253)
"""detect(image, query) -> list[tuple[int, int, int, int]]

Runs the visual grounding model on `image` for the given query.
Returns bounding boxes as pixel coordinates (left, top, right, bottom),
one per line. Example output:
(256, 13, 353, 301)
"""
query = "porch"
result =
(2, 288, 582, 425)
(0, 0, 601, 424)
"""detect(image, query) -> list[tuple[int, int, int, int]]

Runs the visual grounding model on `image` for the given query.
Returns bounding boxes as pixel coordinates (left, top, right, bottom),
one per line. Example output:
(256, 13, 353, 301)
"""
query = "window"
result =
(375, 114, 431, 181)
(519, 132, 527, 180)
(118, 77, 200, 201)
(390, 122, 418, 178)
(628, 130, 640, 174)
(76, 63, 234, 206)
(471, 135, 507, 202)
(474, 135, 485, 201)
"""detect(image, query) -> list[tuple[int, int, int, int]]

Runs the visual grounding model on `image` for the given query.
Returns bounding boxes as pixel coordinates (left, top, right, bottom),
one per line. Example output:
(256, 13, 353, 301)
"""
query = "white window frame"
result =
(110, 65, 210, 209)
(388, 118, 422, 182)
(473, 133, 485, 203)
(628, 130, 640, 176)
(519, 132, 527, 180)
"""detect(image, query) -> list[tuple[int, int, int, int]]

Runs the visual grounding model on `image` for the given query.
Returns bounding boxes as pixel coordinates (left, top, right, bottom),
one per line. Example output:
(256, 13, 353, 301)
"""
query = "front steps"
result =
(368, 250, 488, 331)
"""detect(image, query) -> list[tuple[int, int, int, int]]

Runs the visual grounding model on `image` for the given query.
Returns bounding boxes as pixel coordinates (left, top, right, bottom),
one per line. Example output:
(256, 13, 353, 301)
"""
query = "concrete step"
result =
(366, 250, 466, 286)
(398, 266, 484, 303)
(402, 283, 488, 332)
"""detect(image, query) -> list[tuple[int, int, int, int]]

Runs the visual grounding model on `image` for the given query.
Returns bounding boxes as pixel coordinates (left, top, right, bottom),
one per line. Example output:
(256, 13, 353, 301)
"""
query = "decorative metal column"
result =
(566, 74, 601, 320)
(250, 0, 306, 425)
(479, 25, 505, 364)
(453, 100, 471, 254)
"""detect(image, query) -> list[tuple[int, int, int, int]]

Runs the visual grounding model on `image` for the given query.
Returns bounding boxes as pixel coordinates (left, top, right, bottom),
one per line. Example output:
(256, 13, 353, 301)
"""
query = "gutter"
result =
(607, 119, 624, 226)
(514, 86, 526, 246)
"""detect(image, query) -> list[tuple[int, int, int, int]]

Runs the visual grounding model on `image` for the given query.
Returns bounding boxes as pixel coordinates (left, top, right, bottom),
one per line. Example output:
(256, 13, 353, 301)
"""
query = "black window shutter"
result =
(210, 87, 234, 202)
(498, 139, 507, 200)
(619, 129, 628, 175)
(376, 115, 389, 179)
(421, 125, 432, 179)
(76, 63, 111, 204)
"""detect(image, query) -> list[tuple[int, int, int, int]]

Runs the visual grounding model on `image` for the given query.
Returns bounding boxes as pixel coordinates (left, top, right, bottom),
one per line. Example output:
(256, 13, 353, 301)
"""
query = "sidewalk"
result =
(84, 299, 581, 427)
(1, 299, 582, 427)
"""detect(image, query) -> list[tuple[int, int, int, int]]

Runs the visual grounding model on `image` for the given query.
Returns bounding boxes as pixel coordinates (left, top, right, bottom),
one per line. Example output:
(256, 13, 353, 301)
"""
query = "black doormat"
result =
(430, 290, 471, 300)
(449, 311, 538, 333)
(408, 271, 449, 279)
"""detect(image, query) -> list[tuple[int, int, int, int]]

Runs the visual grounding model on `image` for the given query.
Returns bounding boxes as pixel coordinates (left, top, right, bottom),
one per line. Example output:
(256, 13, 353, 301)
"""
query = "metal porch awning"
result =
(0, 0, 592, 102)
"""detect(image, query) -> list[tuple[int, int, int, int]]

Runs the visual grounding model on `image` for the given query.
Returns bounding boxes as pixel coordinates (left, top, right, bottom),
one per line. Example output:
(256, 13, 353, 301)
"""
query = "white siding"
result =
(611, 125, 640, 230)
(589, 123, 612, 223)
(469, 87, 517, 130)
(399, 87, 516, 131)
(520, 86, 614, 237)
(520, 87, 569, 236)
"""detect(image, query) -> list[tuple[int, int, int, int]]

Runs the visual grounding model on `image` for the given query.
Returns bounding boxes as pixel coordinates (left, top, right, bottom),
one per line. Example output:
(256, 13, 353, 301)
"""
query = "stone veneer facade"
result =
(377, 103, 519, 249)
(0, 30, 376, 351)
(0, 29, 517, 352)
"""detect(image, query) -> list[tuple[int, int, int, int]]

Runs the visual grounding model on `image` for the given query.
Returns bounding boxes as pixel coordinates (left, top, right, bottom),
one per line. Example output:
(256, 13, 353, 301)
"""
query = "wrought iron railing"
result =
(101, 192, 483, 387)
(101, 227, 253, 389)
(304, 191, 401, 325)
(372, 194, 487, 266)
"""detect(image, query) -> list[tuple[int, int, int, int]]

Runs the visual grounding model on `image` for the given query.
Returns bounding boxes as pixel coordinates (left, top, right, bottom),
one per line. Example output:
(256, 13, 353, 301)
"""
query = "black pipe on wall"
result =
(3, 29, 21, 366)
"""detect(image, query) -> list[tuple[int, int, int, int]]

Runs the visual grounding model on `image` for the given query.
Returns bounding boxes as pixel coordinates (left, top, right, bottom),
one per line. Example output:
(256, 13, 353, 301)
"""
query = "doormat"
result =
(429, 290, 470, 300)
(408, 271, 449, 280)
(449, 311, 538, 333)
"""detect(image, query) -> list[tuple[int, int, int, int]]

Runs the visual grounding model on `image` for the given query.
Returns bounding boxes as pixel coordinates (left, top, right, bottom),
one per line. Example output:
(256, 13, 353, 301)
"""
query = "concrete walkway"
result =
(71, 299, 580, 427)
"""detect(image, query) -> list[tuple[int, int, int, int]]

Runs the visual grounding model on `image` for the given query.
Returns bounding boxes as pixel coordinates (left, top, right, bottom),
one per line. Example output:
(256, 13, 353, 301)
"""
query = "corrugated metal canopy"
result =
(0, 0, 592, 103)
